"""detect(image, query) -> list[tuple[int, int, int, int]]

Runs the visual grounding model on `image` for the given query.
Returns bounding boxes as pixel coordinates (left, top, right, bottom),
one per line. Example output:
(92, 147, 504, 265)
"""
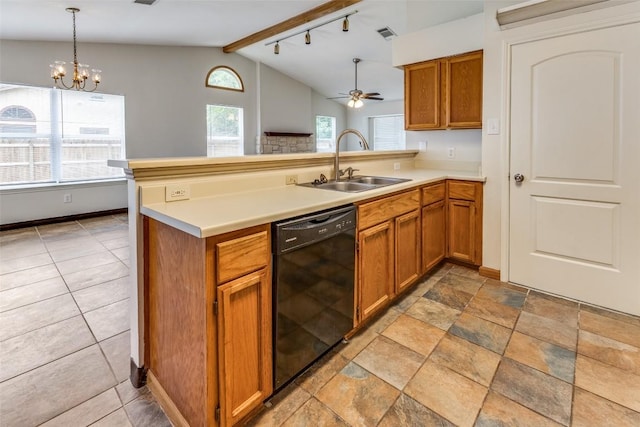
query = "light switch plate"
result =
(487, 118, 500, 135)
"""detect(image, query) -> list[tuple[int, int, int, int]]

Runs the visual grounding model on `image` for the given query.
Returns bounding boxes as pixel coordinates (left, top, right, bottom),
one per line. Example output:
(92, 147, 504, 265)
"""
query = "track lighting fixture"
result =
(267, 10, 357, 55)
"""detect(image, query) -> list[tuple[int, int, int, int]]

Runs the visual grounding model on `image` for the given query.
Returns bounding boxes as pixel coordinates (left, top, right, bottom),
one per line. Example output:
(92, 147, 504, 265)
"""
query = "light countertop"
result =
(140, 169, 485, 238)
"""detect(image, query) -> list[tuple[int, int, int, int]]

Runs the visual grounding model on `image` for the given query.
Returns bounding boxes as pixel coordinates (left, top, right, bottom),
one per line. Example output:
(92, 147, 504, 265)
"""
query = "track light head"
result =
(343, 16, 349, 32)
(305, 30, 311, 45)
(274, 41, 280, 54)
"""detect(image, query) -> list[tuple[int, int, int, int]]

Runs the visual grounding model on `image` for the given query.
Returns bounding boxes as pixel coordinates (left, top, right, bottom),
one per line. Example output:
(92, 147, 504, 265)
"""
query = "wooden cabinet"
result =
(421, 182, 446, 273)
(404, 50, 483, 130)
(447, 180, 483, 266)
(395, 210, 421, 293)
(404, 60, 440, 130)
(217, 269, 271, 427)
(358, 221, 394, 321)
(356, 189, 420, 323)
(145, 220, 271, 427)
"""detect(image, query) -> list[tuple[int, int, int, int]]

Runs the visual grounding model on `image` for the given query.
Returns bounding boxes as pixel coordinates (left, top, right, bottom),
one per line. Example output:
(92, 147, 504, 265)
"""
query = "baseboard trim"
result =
(479, 266, 501, 280)
(148, 370, 190, 427)
(0, 208, 127, 231)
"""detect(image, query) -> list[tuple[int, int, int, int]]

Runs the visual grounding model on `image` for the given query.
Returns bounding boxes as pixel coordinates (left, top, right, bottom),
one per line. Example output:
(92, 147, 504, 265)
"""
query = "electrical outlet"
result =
(393, 162, 400, 170)
(63, 193, 72, 203)
(165, 184, 190, 202)
(447, 147, 456, 159)
(285, 175, 298, 185)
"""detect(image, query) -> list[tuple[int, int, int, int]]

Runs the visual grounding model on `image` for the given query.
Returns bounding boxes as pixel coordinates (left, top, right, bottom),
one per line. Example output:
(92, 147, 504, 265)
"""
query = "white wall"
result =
(392, 13, 484, 67)
(259, 63, 313, 134)
(1, 181, 127, 224)
(0, 40, 348, 224)
(0, 40, 259, 158)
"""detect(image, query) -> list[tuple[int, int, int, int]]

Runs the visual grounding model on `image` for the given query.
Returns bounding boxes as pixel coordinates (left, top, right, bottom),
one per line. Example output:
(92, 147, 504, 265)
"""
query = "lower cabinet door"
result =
(422, 200, 446, 272)
(448, 199, 476, 264)
(358, 221, 394, 322)
(217, 268, 272, 426)
(395, 209, 421, 294)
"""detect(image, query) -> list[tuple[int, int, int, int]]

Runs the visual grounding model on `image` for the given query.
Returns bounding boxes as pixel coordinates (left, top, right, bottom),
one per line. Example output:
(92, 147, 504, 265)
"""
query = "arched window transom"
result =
(206, 66, 244, 92)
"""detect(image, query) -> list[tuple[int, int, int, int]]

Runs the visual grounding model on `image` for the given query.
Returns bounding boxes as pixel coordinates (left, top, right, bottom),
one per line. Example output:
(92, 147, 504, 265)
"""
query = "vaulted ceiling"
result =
(0, 0, 484, 104)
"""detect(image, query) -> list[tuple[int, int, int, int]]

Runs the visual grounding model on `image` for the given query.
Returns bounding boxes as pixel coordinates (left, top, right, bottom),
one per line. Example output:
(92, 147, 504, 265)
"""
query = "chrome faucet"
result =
(334, 129, 370, 181)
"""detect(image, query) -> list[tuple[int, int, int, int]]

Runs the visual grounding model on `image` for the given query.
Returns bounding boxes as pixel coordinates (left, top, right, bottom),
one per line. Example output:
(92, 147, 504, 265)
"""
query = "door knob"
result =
(513, 173, 525, 183)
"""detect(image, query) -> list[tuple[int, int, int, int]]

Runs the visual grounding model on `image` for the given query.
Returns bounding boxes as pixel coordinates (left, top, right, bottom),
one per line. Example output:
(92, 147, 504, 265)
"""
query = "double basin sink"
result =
(298, 176, 411, 193)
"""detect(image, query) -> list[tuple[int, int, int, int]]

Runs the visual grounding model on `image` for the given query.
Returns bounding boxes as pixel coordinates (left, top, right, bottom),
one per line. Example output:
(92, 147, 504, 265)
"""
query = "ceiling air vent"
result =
(376, 27, 397, 41)
(134, 0, 157, 5)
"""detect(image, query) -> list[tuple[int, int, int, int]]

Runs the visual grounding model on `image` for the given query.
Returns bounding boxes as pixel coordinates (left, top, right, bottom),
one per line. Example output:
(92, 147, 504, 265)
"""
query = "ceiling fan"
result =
(330, 58, 384, 108)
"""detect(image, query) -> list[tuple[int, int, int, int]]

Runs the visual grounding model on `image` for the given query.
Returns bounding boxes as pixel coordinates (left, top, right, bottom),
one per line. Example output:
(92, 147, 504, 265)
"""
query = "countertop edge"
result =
(141, 171, 485, 238)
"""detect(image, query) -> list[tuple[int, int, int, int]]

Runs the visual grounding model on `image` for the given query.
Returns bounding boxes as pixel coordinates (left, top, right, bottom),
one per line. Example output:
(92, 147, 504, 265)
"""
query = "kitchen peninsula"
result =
(109, 151, 485, 426)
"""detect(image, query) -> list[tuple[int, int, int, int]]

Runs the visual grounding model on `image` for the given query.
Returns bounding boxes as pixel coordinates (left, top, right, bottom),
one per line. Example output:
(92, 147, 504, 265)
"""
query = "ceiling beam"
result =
(222, 0, 361, 53)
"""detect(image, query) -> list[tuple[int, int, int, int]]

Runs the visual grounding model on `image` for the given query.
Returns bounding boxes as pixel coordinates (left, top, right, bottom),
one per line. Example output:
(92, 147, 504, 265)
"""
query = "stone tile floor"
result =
(1, 215, 640, 426)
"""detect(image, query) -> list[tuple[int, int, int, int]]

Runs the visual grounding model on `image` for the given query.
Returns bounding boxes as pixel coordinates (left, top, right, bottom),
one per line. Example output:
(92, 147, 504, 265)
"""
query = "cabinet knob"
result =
(513, 173, 525, 183)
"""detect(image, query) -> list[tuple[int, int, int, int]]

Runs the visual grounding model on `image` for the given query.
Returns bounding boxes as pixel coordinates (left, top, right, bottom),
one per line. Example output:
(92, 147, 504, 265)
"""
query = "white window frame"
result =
(206, 104, 244, 157)
(0, 84, 126, 187)
(315, 115, 336, 153)
(369, 115, 406, 151)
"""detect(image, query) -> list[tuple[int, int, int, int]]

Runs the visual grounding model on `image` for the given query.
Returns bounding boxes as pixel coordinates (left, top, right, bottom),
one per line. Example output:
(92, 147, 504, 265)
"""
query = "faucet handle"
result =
(340, 167, 359, 180)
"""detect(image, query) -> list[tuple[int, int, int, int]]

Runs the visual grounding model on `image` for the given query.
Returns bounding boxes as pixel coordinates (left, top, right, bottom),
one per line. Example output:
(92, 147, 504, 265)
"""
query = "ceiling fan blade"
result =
(366, 97, 384, 101)
(327, 96, 350, 99)
(362, 92, 380, 97)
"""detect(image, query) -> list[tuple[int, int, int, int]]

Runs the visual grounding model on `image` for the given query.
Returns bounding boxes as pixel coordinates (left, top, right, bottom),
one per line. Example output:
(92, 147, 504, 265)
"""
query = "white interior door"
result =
(509, 22, 640, 316)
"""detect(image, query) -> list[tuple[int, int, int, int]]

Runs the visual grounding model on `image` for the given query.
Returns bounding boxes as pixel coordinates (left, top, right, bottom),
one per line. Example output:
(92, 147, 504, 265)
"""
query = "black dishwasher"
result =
(272, 205, 356, 392)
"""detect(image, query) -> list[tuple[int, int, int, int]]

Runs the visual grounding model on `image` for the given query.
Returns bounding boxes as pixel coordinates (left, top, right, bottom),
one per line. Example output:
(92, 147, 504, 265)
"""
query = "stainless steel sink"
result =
(350, 176, 411, 186)
(298, 176, 411, 193)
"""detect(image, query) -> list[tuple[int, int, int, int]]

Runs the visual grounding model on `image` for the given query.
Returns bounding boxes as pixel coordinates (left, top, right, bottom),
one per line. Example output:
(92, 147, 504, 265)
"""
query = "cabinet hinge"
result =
(215, 404, 220, 422)
(356, 306, 360, 319)
(213, 300, 218, 316)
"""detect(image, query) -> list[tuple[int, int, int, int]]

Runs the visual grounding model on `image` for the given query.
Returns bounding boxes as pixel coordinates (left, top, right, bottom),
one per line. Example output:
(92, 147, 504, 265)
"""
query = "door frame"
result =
(497, 3, 640, 282)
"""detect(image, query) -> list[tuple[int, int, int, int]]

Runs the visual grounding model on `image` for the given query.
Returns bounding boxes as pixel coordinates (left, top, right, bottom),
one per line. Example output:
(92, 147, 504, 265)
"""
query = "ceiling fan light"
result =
(305, 31, 311, 45)
(347, 98, 355, 108)
(342, 16, 349, 32)
(354, 99, 364, 108)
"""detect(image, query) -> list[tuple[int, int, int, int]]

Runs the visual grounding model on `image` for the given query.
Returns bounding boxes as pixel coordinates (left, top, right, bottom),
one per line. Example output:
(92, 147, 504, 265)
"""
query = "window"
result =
(316, 116, 336, 153)
(205, 66, 244, 92)
(0, 84, 125, 186)
(206, 105, 244, 157)
(0, 106, 36, 133)
(369, 115, 406, 151)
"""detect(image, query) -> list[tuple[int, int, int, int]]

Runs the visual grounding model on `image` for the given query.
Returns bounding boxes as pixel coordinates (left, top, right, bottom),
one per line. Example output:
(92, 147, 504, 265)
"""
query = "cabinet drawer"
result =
(216, 230, 269, 284)
(358, 189, 420, 230)
(422, 182, 445, 206)
(448, 181, 478, 201)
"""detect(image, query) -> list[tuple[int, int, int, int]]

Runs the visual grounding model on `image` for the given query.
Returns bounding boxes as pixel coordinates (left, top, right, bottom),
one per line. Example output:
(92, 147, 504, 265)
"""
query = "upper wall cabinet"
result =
(404, 50, 483, 130)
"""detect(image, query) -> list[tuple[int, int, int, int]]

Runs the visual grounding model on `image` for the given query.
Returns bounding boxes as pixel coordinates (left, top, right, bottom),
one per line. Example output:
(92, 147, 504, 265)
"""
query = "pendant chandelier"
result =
(50, 8, 101, 92)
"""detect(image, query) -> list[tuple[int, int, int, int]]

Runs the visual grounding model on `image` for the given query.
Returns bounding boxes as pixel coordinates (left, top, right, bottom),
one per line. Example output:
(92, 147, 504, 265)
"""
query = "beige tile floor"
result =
(2, 216, 640, 426)
(0, 215, 170, 427)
